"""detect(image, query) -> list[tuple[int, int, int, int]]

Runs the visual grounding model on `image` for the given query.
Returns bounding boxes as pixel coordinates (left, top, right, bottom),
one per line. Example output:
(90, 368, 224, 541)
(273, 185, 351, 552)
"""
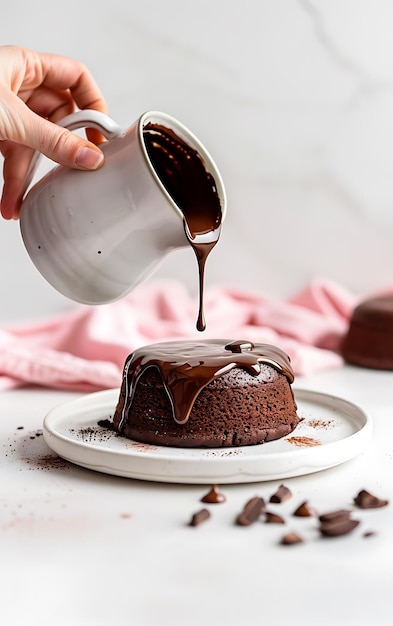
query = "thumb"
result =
(2, 94, 104, 170)
(25, 111, 105, 170)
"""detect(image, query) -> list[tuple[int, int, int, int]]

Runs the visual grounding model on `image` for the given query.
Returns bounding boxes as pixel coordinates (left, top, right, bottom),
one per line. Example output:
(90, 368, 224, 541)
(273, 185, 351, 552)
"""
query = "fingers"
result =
(1, 90, 103, 164)
(4, 46, 108, 147)
(32, 50, 108, 115)
(24, 85, 75, 122)
(39, 55, 108, 146)
(25, 85, 106, 147)
(0, 142, 34, 219)
(9, 47, 108, 116)
(29, 113, 105, 169)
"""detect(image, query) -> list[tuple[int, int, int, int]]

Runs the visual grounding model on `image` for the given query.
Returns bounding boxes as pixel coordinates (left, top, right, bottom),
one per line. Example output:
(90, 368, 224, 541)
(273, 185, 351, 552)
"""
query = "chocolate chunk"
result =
(318, 508, 360, 537)
(320, 518, 360, 537)
(293, 501, 317, 517)
(201, 485, 226, 504)
(363, 531, 376, 538)
(280, 531, 303, 545)
(236, 496, 266, 526)
(318, 509, 352, 523)
(269, 484, 292, 504)
(189, 509, 211, 527)
(97, 418, 115, 431)
(265, 511, 285, 524)
(354, 489, 388, 509)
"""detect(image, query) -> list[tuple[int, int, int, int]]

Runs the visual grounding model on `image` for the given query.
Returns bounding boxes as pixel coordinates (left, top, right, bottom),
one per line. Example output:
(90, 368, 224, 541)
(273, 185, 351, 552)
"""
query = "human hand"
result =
(0, 45, 108, 219)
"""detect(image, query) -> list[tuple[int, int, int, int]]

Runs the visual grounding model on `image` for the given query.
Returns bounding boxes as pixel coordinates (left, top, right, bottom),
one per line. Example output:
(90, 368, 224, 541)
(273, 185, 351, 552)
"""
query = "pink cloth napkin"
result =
(0, 277, 388, 392)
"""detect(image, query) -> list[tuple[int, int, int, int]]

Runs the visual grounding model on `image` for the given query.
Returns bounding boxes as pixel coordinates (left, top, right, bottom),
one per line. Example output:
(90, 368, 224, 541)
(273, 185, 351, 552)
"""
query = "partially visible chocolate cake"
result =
(113, 339, 300, 448)
(342, 295, 393, 370)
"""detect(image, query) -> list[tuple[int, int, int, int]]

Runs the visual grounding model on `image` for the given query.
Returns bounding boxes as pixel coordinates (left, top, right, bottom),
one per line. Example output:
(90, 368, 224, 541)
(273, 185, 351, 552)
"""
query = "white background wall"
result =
(2, 0, 393, 322)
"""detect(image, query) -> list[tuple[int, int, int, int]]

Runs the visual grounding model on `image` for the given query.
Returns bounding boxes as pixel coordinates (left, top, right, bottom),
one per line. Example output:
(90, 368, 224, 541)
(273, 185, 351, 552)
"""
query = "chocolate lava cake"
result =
(342, 295, 393, 370)
(113, 339, 300, 448)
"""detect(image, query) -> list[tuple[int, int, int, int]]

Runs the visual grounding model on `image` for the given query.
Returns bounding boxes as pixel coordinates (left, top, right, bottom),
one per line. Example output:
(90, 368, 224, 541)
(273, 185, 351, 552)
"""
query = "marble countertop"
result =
(1, 365, 392, 626)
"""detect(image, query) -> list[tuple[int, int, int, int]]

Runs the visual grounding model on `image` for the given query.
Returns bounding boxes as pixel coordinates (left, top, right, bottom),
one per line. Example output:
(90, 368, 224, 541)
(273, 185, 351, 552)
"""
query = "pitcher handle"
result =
(21, 110, 124, 200)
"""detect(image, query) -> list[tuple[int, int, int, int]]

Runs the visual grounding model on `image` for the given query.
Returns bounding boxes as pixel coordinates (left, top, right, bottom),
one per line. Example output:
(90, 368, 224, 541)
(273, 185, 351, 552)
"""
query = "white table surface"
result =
(1, 365, 392, 626)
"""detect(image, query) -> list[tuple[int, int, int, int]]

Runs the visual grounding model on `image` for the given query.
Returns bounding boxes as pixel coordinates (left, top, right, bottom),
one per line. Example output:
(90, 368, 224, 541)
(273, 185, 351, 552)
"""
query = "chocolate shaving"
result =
(269, 485, 292, 504)
(236, 496, 266, 526)
(189, 509, 211, 527)
(354, 489, 389, 509)
(201, 485, 226, 504)
(265, 511, 285, 524)
(293, 501, 317, 517)
(280, 531, 303, 545)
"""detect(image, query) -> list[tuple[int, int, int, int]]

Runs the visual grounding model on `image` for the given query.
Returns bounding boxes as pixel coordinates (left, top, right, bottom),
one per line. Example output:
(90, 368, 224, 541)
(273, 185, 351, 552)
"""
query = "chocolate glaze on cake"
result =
(341, 295, 393, 370)
(143, 123, 222, 331)
(113, 339, 300, 448)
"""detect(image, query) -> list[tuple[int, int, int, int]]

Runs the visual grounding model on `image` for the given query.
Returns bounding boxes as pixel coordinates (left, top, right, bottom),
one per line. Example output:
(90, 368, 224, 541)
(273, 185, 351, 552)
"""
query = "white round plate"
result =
(42, 388, 372, 484)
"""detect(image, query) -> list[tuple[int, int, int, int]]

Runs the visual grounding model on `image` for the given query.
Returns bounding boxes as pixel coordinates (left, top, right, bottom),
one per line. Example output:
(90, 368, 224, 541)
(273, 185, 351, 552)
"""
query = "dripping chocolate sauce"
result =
(116, 340, 295, 430)
(116, 129, 296, 434)
(143, 122, 222, 331)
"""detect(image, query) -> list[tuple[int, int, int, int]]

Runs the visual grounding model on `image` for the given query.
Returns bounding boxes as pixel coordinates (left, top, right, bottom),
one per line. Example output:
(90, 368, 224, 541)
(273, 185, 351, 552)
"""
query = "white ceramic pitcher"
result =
(19, 110, 226, 304)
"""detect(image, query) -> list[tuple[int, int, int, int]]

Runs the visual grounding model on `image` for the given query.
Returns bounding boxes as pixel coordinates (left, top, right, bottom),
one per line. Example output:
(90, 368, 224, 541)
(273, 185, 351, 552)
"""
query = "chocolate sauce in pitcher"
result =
(143, 122, 223, 331)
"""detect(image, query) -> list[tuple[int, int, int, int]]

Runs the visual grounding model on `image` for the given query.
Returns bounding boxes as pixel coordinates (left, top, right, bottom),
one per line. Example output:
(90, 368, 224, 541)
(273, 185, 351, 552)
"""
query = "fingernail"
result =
(75, 147, 104, 169)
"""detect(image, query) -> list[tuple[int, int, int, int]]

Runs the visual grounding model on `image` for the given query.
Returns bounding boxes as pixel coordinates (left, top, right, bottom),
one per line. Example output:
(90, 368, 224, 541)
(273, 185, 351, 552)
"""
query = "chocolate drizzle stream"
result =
(117, 339, 294, 430)
(143, 122, 222, 331)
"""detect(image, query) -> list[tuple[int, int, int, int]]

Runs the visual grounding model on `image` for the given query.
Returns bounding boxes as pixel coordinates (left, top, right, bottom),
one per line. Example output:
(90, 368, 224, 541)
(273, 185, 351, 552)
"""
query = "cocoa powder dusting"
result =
(25, 454, 71, 471)
(285, 436, 321, 447)
(307, 419, 333, 429)
(70, 423, 119, 443)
